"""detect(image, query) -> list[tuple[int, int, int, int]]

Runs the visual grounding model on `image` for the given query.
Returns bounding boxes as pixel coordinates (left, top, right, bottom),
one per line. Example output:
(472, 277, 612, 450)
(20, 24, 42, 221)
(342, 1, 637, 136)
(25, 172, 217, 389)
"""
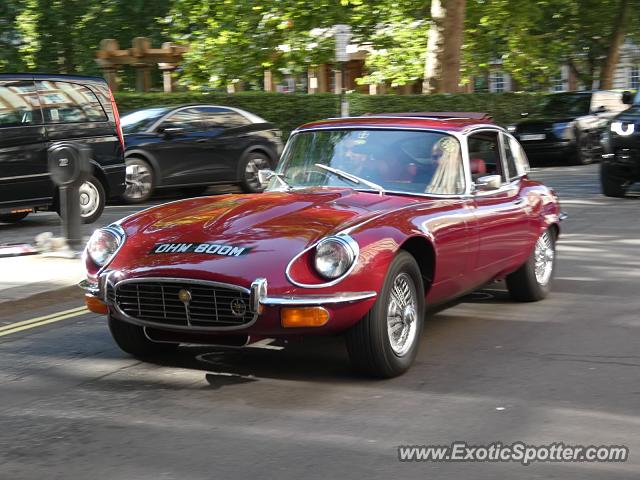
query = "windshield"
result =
(120, 107, 169, 134)
(272, 129, 466, 195)
(540, 94, 591, 117)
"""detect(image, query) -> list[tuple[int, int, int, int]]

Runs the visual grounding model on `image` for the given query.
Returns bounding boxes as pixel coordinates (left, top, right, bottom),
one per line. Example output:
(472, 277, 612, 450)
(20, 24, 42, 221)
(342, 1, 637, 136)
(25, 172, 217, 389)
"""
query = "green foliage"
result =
(464, 0, 640, 89)
(114, 91, 544, 138)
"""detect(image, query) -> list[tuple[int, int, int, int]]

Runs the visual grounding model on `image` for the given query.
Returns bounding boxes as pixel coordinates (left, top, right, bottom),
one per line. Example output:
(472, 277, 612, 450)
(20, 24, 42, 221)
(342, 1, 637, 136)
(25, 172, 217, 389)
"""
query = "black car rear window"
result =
(36, 80, 108, 124)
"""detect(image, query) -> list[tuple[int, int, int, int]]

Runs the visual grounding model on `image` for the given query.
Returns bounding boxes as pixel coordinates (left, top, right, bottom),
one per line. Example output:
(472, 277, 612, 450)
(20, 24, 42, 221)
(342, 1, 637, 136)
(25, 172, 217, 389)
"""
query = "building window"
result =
(631, 66, 640, 90)
(489, 70, 505, 93)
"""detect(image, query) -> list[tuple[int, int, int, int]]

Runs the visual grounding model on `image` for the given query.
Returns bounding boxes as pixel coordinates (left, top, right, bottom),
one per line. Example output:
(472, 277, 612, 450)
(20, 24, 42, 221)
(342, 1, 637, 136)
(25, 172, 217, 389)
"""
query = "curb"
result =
(0, 285, 83, 317)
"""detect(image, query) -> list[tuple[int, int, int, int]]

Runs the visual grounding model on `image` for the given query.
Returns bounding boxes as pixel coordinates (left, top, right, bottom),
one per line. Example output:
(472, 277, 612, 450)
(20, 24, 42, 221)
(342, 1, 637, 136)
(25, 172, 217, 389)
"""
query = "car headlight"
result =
(86, 225, 125, 267)
(552, 122, 573, 140)
(611, 121, 635, 136)
(313, 236, 358, 280)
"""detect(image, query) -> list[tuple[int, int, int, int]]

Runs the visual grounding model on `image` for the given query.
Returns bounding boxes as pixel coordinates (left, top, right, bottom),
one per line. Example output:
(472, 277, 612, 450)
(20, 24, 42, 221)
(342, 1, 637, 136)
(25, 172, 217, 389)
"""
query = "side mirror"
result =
(474, 175, 502, 192)
(622, 91, 634, 105)
(258, 169, 275, 185)
(520, 112, 529, 118)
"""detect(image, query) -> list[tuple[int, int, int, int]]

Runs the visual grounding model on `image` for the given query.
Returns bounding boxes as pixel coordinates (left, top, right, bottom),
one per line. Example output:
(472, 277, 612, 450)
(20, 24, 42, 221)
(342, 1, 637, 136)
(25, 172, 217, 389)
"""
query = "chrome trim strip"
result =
(261, 291, 377, 306)
(285, 234, 360, 289)
(111, 277, 256, 332)
(0, 173, 50, 181)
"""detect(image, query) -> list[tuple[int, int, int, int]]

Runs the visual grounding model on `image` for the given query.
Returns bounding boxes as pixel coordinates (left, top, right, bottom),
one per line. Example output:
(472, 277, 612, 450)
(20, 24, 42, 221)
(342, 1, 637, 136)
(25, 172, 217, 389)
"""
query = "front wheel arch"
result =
(399, 236, 436, 294)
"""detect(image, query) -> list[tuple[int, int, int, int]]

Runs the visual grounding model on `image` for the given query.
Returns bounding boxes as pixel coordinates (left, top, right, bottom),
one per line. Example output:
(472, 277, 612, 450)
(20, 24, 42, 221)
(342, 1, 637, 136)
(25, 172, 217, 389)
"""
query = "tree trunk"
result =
(422, 0, 466, 94)
(599, 0, 630, 89)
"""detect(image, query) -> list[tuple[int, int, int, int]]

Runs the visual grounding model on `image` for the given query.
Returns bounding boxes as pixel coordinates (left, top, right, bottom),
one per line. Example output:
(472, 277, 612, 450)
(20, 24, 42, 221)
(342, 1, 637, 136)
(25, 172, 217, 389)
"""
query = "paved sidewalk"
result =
(0, 254, 85, 304)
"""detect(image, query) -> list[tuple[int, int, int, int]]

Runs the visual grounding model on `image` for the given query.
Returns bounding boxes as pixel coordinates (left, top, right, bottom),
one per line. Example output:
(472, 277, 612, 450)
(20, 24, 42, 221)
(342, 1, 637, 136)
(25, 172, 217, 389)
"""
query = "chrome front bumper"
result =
(79, 275, 377, 308)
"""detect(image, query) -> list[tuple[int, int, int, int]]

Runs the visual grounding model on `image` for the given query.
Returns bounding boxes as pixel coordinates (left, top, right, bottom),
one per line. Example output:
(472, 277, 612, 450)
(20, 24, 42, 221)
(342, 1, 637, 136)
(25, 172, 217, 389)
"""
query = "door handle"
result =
(513, 197, 525, 206)
(196, 139, 208, 143)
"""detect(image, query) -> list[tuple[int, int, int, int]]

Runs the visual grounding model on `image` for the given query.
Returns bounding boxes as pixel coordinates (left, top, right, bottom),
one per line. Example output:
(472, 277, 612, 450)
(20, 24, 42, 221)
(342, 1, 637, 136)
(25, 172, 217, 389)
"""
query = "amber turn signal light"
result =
(281, 307, 329, 328)
(85, 294, 109, 315)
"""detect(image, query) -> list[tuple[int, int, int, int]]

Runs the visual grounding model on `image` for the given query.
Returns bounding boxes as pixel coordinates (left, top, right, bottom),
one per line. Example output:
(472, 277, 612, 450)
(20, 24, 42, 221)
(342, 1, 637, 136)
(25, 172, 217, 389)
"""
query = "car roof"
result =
(297, 114, 497, 133)
(0, 73, 107, 83)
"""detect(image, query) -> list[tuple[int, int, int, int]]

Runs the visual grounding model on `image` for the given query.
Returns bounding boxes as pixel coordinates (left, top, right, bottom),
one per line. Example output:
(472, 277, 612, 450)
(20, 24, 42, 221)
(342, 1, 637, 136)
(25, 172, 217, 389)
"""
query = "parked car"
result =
(601, 91, 640, 197)
(508, 91, 630, 165)
(0, 74, 125, 224)
(81, 113, 563, 378)
(120, 105, 284, 203)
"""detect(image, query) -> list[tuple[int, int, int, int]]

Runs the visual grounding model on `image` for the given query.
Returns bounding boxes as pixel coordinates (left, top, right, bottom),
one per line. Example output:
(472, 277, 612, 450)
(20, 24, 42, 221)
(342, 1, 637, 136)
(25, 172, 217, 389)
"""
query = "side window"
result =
(196, 107, 250, 129)
(0, 80, 42, 127)
(467, 131, 506, 183)
(502, 133, 519, 181)
(36, 81, 107, 123)
(160, 108, 207, 132)
(508, 136, 530, 176)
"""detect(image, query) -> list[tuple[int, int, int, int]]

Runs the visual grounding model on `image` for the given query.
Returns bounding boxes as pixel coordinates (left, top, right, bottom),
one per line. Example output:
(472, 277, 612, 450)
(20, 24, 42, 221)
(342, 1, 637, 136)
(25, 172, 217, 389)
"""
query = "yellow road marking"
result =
(0, 307, 89, 337)
(0, 306, 87, 332)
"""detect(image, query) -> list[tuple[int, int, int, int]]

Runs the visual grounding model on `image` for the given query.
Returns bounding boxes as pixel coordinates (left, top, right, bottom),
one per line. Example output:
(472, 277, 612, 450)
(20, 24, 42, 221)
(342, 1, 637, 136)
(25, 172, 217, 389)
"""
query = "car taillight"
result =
(108, 88, 125, 152)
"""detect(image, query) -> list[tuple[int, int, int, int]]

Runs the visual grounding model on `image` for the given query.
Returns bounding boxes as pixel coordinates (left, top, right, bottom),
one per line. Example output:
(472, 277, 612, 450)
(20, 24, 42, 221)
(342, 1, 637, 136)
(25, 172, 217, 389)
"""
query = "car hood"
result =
(109, 189, 415, 291)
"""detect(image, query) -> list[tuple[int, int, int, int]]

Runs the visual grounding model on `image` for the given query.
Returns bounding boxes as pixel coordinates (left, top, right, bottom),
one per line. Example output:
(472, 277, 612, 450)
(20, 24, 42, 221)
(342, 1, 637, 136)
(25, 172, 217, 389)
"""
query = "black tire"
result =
(181, 185, 210, 197)
(600, 163, 627, 198)
(122, 157, 155, 204)
(0, 212, 29, 223)
(345, 251, 425, 378)
(506, 228, 556, 302)
(108, 316, 178, 358)
(78, 175, 106, 224)
(239, 152, 271, 193)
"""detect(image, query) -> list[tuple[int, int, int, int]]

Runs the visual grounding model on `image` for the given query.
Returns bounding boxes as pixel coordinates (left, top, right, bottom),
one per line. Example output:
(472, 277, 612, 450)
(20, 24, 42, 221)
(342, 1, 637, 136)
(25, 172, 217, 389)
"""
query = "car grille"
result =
(113, 280, 254, 328)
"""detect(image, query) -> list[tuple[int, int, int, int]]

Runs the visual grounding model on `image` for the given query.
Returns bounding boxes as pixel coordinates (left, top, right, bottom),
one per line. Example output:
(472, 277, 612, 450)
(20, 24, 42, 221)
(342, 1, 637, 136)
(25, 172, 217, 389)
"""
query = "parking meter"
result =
(48, 142, 92, 251)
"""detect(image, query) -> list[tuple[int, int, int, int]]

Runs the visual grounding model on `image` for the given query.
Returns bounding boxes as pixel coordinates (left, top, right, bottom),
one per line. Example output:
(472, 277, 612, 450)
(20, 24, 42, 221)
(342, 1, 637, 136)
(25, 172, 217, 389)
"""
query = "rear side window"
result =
(0, 80, 42, 127)
(196, 107, 250, 128)
(506, 135, 530, 176)
(36, 81, 108, 124)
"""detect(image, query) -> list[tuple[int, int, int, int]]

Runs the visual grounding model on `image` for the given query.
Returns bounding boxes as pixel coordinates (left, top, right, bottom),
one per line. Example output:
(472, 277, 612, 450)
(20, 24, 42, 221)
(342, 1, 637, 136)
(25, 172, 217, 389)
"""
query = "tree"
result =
(600, 0, 631, 88)
(423, 0, 467, 93)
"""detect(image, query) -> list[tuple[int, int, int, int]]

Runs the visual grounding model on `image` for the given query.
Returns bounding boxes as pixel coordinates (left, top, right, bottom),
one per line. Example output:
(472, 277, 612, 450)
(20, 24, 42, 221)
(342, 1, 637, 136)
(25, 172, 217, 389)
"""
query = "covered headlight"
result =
(86, 225, 125, 267)
(313, 236, 358, 280)
(552, 122, 573, 140)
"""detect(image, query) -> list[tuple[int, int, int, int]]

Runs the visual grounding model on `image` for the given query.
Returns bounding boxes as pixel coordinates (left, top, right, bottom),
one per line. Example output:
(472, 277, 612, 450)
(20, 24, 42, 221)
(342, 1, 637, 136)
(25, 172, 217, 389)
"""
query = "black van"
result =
(0, 74, 125, 224)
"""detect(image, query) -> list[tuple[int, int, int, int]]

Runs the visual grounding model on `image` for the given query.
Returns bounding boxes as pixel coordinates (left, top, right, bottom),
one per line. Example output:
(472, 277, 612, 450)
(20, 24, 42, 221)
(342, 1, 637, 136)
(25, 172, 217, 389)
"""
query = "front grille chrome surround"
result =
(110, 278, 257, 331)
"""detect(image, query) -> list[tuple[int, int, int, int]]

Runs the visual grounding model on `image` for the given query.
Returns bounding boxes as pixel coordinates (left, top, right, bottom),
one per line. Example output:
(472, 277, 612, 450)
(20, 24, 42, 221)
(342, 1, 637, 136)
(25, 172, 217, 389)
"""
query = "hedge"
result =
(114, 92, 545, 138)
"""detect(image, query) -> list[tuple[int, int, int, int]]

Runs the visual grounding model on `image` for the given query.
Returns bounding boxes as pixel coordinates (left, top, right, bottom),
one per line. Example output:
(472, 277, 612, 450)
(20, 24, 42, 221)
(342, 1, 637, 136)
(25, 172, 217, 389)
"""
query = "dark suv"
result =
(508, 91, 630, 165)
(0, 74, 125, 224)
(601, 91, 640, 197)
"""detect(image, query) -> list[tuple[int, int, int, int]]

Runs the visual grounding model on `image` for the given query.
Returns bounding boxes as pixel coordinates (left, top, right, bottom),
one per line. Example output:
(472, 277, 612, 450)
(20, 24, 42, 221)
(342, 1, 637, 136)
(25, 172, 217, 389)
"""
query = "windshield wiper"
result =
(314, 163, 385, 196)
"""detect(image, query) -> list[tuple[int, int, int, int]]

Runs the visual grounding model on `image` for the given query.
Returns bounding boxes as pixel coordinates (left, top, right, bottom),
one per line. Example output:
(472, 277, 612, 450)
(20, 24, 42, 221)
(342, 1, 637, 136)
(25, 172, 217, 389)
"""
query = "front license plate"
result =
(520, 134, 546, 141)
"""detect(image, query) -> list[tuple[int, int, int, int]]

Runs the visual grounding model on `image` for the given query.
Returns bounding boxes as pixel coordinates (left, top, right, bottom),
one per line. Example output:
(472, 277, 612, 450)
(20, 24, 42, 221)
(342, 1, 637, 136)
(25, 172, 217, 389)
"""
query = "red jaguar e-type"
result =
(81, 113, 563, 378)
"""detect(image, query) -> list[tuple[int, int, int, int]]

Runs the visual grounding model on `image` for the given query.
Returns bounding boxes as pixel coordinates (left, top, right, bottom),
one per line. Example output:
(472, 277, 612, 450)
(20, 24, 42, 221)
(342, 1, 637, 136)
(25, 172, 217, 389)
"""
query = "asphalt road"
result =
(1, 164, 639, 479)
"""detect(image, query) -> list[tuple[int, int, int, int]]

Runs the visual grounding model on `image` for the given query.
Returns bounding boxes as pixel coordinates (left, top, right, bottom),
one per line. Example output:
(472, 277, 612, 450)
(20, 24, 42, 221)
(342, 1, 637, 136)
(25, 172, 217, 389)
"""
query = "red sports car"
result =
(81, 113, 564, 378)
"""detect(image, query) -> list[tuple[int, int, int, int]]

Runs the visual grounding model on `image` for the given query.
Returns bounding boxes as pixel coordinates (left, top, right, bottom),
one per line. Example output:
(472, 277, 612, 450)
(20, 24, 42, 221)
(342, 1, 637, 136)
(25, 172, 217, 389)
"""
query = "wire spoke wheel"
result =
(386, 272, 419, 357)
(534, 230, 555, 286)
